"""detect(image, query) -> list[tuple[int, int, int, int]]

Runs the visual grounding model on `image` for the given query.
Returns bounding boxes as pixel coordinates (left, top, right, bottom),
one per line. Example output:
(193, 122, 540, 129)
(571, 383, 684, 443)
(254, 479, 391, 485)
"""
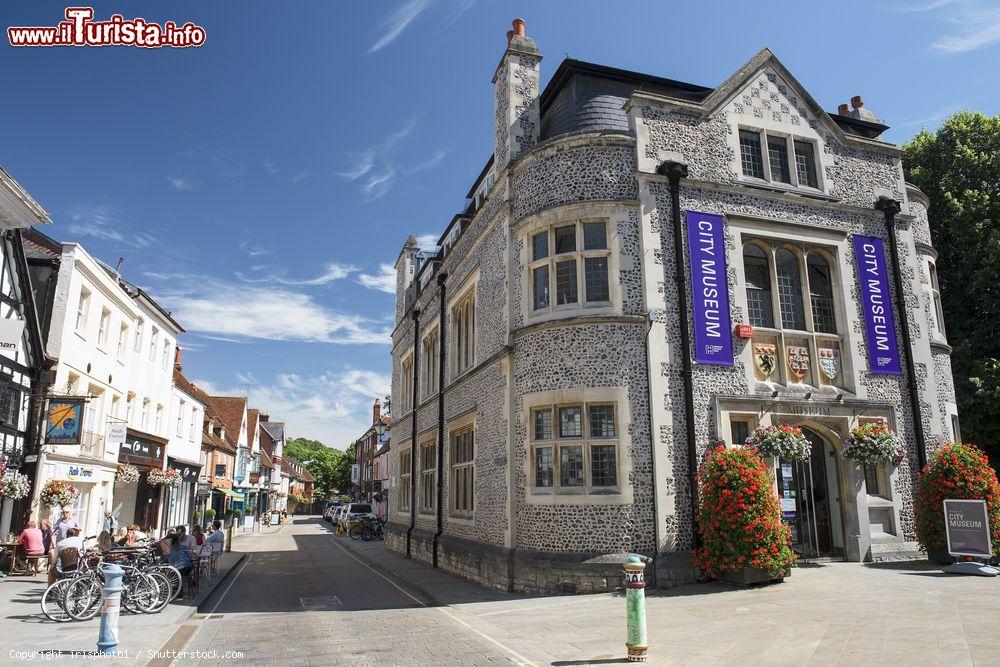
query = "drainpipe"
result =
(875, 197, 927, 470)
(656, 159, 700, 550)
(406, 307, 420, 559)
(433, 272, 448, 568)
(643, 311, 661, 584)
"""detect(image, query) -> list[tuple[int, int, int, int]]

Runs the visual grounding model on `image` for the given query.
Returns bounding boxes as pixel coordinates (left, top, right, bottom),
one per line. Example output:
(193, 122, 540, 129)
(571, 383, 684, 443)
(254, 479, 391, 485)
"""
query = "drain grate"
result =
(299, 595, 341, 610)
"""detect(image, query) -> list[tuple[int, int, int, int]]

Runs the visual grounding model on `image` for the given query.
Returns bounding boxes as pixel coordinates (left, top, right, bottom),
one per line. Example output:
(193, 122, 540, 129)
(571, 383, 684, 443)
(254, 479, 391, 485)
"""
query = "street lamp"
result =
(373, 420, 386, 437)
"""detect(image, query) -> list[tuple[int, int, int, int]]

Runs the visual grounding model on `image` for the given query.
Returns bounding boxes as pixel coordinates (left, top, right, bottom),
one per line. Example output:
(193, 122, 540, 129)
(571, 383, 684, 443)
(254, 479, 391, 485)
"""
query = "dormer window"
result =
(739, 128, 820, 191)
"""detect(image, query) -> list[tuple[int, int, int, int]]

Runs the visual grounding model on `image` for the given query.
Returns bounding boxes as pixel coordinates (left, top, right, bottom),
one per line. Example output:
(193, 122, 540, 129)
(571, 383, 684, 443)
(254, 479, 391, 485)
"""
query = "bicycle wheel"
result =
(349, 523, 362, 540)
(130, 573, 165, 614)
(41, 579, 73, 623)
(140, 572, 171, 613)
(147, 565, 182, 601)
(64, 576, 102, 622)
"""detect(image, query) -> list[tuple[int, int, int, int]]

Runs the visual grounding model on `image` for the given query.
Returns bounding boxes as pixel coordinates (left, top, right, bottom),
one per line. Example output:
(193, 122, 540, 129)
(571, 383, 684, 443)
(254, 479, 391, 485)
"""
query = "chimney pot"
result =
(512, 18, 525, 36)
(837, 103, 850, 116)
(851, 95, 863, 109)
(506, 29, 514, 44)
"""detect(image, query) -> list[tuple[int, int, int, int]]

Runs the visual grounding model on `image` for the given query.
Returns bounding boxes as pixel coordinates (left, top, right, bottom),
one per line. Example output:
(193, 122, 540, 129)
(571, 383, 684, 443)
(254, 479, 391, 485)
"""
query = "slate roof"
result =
(260, 421, 285, 442)
(22, 228, 62, 260)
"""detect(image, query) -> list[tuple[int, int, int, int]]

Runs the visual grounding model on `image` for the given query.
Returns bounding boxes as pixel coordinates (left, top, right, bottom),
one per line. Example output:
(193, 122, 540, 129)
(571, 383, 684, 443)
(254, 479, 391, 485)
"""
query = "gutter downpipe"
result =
(433, 272, 448, 568)
(643, 311, 660, 585)
(406, 307, 420, 559)
(657, 159, 701, 551)
(875, 197, 927, 470)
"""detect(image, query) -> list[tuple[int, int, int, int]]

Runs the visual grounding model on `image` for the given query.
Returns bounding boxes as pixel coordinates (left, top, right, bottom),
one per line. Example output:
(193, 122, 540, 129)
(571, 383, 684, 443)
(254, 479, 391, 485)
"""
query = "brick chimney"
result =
(492, 18, 541, 170)
(174, 346, 182, 371)
(372, 398, 381, 426)
(259, 411, 269, 423)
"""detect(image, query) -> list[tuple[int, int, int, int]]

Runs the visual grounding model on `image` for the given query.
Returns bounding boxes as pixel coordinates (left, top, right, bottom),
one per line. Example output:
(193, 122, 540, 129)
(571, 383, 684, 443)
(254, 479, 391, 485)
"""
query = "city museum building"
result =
(386, 20, 958, 593)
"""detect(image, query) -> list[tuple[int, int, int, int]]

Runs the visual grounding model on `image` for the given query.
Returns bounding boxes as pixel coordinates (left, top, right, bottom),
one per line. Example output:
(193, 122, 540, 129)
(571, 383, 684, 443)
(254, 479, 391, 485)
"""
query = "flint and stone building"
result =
(387, 21, 956, 593)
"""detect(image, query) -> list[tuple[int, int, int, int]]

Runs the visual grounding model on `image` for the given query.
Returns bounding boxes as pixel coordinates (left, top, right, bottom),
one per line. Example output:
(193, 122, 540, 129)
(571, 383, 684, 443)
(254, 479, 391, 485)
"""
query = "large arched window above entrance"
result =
(775, 248, 806, 331)
(743, 243, 774, 328)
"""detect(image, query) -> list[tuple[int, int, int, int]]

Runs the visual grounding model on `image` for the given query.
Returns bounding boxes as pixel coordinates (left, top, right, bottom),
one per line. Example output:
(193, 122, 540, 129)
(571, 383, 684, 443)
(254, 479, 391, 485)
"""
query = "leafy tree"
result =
(904, 112, 1000, 466)
(331, 442, 356, 494)
(285, 437, 344, 497)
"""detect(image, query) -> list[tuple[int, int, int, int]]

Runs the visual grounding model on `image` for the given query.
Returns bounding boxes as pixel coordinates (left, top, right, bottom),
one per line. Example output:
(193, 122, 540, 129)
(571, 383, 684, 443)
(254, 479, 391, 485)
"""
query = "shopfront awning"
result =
(214, 487, 244, 501)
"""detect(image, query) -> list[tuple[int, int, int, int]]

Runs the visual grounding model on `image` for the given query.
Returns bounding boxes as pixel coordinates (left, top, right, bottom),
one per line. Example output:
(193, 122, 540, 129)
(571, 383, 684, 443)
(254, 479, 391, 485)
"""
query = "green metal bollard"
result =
(624, 555, 648, 662)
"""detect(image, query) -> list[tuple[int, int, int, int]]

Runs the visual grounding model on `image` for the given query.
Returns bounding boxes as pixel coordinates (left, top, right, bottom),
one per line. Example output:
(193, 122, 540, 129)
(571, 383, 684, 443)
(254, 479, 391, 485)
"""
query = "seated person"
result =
(19, 521, 46, 574)
(113, 526, 128, 546)
(96, 530, 115, 554)
(54, 527, 84, 579)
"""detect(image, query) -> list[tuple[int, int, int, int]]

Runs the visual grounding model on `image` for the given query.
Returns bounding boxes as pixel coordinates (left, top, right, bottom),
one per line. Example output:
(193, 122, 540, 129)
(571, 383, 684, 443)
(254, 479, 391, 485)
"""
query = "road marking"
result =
(205, 553, 252, 616)
(330, 539, 535, 666)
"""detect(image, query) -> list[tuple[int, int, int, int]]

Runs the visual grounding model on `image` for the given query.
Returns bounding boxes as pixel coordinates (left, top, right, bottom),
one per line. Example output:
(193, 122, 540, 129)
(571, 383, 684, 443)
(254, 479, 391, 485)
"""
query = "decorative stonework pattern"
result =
(494, 61, 510, 168)
(618, 209, 644, 317)
(510, 143, 638, 221)
(642, 108, 736, 184)
(826, 142, 905, 209)
(512, 324, 654, 554)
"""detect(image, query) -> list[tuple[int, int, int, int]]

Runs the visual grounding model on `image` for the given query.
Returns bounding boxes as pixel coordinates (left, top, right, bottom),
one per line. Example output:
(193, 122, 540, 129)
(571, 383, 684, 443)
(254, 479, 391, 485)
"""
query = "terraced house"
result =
(387, 20, 957, 593)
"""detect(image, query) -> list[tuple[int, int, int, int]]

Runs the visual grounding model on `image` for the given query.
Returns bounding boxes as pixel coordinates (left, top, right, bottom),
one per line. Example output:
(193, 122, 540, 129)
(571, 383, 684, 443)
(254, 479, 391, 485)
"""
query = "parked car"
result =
(338, 502, 373, 531)
(333, 505, 350, 529)
(323, 501, 343, 522)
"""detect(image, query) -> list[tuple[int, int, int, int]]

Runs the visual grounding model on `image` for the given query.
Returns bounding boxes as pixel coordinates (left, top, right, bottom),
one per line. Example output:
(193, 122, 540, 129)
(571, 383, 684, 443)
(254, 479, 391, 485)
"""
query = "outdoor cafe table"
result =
(0, 540, 25, 576)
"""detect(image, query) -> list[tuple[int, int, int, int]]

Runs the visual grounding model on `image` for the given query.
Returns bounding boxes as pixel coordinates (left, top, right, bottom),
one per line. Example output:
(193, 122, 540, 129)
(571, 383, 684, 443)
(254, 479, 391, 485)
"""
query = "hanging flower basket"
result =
(744, 424, 811, 462)
(147, 468, 182, 487)
(0, 472, 31, 500)
(116, 463, 140, 484)
(843, 422, 904, 466)
(41, 480, 80, 508)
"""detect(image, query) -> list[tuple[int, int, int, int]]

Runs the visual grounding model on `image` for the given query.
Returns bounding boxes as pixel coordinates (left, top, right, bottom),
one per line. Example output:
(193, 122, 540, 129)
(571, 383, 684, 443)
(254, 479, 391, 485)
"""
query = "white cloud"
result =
(292, 170, 309, 183)
(404, 149, 447, 174)
(438, 0, 477, 29)
(209, 148, 247, 179)
(335, 120, 418, 202)
(142, 272, 391, 344)
(192, 368, 391, 445)
(236, 262, 359, 287)
(368, 0, 432, 54)
(66, 204, 159, 249)
(362, 165, 397, 202)
(931, 7, 1000, 52)
(893, 0, 956, 10)
(415, 233, 439, 250)
(238, 240, 271, 258)
(357, 263, 397, 294)
(263, 159, 278, 175)
(167, 175, 193, 191)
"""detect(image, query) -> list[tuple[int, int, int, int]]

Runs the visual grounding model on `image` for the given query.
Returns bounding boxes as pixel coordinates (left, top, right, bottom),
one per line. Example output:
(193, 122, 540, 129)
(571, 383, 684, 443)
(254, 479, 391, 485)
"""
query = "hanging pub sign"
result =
(0, 318, 26, 351)
(686, 211, 733, 366)
(943, 499, 993, 558)
(46, 398, 85, 444)
(106, 423, 127, 446)
(853, 235, 902, 375)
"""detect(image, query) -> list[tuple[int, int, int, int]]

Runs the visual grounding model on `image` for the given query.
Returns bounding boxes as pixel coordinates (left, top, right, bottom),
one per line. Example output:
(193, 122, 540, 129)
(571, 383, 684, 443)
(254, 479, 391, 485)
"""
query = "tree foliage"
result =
(904, 112, 1000, 464)
(284, 437, 347, 497)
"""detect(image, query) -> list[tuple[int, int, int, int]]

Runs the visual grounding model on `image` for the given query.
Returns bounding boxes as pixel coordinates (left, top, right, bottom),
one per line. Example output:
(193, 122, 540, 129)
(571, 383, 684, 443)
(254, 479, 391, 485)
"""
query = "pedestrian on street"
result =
(102, 510, 119, 537)
(53, 509, 79, 543)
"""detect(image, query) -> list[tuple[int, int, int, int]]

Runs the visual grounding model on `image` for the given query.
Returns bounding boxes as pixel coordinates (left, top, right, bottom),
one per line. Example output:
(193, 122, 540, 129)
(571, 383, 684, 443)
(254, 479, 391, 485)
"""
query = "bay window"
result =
(531, 402, 620, 494)
(529, 220, 610, 314)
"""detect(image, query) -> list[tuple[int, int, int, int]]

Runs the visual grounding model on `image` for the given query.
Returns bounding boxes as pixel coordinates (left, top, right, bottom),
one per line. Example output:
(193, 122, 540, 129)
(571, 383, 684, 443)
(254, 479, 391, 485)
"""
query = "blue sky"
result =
(2, 0, 998, 447)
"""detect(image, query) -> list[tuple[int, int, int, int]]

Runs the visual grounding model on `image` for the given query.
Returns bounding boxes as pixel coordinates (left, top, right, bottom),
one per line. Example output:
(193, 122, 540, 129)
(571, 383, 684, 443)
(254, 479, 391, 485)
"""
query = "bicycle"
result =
(359, 516, 385, 541)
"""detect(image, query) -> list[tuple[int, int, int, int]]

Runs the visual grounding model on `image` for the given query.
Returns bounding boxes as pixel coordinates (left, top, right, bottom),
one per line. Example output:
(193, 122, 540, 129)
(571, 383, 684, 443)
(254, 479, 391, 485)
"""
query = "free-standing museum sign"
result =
(943, 499, 992, 558)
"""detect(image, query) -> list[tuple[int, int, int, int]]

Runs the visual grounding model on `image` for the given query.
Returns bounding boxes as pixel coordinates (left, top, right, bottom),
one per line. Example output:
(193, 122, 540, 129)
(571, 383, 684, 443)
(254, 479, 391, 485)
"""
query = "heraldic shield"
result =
(787, 345, 810, 380)
(818, 347, 841, 380)
(753, 343, 777, 378)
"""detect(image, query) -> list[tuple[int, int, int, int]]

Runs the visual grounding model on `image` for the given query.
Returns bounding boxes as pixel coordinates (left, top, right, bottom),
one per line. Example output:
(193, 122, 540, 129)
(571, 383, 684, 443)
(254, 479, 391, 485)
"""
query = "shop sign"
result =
(120, 433, 164, 463)
(66, 465, 95, 481)
(196, 482, 213, 497)
(46, 398, 85, 444)
(944, 499, 992, 557)
(351, 463, 360, 484)
(686, 211, 733, 365)
(853, 235, 902, 375)
(0, 318, 26, 351)
(106, 423, 127, 446)
(249, 472, 260, 484)
(167, 458, 200, 483)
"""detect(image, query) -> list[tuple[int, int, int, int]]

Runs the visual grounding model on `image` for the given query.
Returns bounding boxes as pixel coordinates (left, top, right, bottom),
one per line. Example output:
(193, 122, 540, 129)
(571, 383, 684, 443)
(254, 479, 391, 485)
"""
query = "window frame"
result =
(527, 219, 612, 317)
(399, 351, 414, 414)
(738, 127, 822, 192)
(97, 307, 111, 349)
(928, 259, 947, 339)
(529, 401, 621, 496)
(420, 327, 440, 403)
(450, 425, 475, 517)
(419, 437, 436, 514)
(75, 287, 91, 336)
(449, 279, 477, 380)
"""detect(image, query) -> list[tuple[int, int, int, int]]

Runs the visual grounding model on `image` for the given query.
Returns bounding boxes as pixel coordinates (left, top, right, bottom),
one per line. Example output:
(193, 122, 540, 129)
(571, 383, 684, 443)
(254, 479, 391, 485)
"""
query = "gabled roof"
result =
(246, 409, 259, 441)
(260, 421, 285, 442)
(258, 445, 274, 469)
(209, 396, 247, 441)
(202, 429, 236, 454)
(22, 227, 61, 260)
(173, 369, 207, 405)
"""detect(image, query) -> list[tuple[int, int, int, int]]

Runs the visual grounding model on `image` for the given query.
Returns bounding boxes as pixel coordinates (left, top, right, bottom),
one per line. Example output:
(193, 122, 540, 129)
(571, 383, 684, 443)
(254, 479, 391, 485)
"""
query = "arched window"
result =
(743, 244, 774, 328)
(775, 248, 806, 331)
(807, 253, 837, 333)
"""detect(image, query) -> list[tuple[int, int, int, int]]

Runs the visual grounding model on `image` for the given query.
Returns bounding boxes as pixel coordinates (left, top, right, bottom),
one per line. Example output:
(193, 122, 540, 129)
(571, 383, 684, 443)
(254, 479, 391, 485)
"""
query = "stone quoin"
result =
(386, 19, 958, 593)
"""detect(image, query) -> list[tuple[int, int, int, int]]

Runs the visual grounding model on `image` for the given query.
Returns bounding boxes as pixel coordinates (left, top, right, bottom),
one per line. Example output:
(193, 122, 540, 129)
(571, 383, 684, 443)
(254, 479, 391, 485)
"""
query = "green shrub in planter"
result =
(205, 508, 217, 523)
(193, 510, 202, 527)
(915, 442, 1000, 558)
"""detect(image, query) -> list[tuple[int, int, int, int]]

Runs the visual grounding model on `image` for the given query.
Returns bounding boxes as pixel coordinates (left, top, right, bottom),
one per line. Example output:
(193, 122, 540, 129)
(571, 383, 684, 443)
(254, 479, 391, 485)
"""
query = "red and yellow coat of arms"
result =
(753, 343, 777, 378)
(787, 345, 810, 380)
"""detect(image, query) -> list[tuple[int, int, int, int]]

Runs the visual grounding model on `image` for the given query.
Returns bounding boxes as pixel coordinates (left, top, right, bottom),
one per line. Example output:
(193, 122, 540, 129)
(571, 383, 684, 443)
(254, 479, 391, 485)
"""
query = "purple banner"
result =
(686, 211, 733, 365)
(853, 235, 902, 375)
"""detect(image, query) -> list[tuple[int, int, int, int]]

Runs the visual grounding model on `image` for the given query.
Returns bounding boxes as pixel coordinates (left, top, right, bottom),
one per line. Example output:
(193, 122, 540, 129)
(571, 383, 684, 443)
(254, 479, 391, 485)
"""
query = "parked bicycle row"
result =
(323, 501, 385, 541)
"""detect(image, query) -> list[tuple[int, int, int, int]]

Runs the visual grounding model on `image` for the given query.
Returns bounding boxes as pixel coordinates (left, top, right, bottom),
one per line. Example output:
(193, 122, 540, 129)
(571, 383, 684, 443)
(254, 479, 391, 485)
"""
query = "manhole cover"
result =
(299, 595, 341, 609)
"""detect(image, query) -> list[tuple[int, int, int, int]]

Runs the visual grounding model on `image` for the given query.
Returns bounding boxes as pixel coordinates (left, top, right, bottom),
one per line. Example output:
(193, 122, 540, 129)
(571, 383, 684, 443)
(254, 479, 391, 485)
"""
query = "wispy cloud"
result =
(438, 0, 477, 29)
(142, 272, 390, 345)
(403, 149, 447, 174)
(209, 148, 247, 179)
(193, 368, 391, 445)
(891, 0, 956, 11)
(931, 6, 1000, 52)
(357, 263, 397, 294)
(239, 240, 271, 258)
(263, 159, 278, 175)
(167, 175, 194, 191)
(892, 105, 963, 130)
(291, 170, 309, 183)
(236, 262, 359, 287)
(362, 165, 397, 202)
(415, 233, 439, 250)
(336, 120, 417, 202)
(66, 204, 159, 249)
(368, 0, 432, 54)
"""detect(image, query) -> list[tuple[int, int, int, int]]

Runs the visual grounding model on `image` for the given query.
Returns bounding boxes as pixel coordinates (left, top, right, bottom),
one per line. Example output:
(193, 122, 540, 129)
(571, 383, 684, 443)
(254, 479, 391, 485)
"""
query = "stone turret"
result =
(394, 234, 420, 323)
(492, 18, 542, 170)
